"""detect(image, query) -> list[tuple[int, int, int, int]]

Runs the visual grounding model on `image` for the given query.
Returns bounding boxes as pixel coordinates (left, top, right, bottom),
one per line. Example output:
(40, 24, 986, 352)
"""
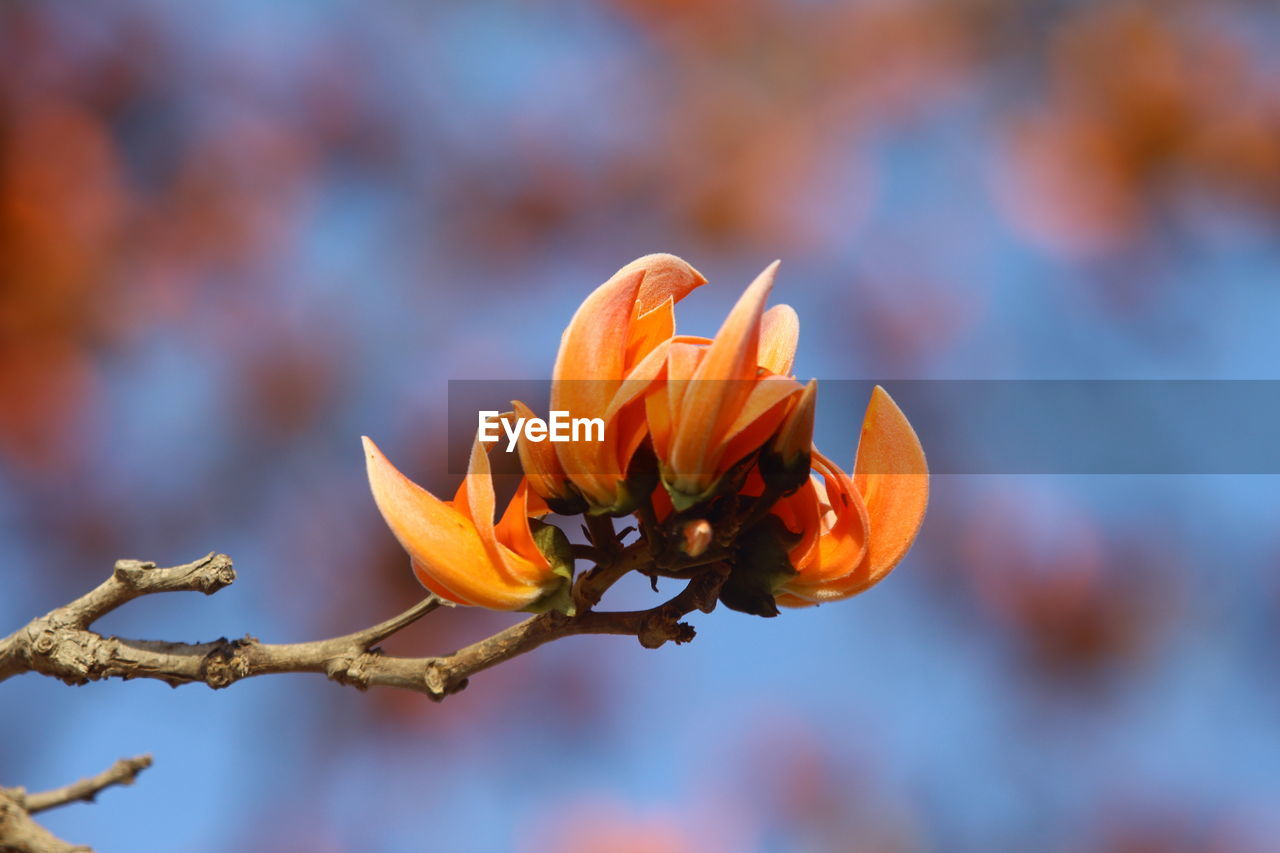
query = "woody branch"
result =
(0, 755, 152, 853)
(0, 549, 725, 701)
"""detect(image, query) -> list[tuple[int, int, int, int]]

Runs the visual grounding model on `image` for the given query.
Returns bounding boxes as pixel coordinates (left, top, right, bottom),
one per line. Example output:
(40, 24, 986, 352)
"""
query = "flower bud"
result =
(759, 379, 816, 494)
(681, 519, 713, 558)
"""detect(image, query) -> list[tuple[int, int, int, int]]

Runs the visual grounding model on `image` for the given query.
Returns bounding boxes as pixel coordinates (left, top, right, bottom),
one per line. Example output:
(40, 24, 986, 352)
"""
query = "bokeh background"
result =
(3, 1, 1280, 851)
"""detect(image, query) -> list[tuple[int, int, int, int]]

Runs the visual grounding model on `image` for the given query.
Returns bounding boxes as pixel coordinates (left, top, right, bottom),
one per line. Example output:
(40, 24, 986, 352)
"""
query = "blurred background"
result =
(3, 0, 1280, 850)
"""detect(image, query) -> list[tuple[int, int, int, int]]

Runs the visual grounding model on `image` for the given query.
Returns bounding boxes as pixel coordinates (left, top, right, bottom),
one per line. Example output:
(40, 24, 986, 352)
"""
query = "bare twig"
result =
(0, 547, 721, 700)
(0, 756, 152, 853)
(18, 756, 153, 816)
(425, 566, 728, 697)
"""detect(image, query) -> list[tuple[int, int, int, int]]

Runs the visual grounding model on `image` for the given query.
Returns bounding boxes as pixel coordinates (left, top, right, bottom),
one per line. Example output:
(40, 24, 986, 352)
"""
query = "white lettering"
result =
(549, 410, 570, 442)
(500, 414, 523, 452)
(573, 417, 604, 442)
(482, 410, 604, 450)
(525, 419, 547, 443)
(478, 411, 501, 442)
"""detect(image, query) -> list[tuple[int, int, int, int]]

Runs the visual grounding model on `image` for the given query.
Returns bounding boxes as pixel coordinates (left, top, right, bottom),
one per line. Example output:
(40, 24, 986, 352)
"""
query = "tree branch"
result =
(0, 550, 724, 701)
(425, 565, 728, 697)
(0, 756, 152, 853)
(7, 756, 153, 816)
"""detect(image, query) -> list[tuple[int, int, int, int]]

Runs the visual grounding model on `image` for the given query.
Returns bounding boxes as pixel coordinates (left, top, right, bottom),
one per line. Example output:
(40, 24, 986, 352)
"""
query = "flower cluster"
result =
(363, 255, 928, 617)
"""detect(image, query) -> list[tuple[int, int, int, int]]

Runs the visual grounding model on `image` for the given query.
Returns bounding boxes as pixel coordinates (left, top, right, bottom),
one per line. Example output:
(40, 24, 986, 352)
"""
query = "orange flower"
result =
(363, 434, 572, 611)
(516, 253, 706, 514)
(646, 261, 806, 509)
(775, 386, 929, 605)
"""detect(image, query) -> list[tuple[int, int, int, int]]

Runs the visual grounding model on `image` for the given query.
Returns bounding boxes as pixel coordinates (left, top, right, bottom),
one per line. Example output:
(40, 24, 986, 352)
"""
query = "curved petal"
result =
(620, 253, 706, 317)
(853, 385, 929, 584)
(493, 478, 554, 585)
(411, 558, 475, 607)
(775, 390, 928, 605)
(363, 437, 538, 610)
(777, 449, 872, 603)
(464, 431, 555, 586)
(809, 450, 871, 582)
(759, 304, 799, 376)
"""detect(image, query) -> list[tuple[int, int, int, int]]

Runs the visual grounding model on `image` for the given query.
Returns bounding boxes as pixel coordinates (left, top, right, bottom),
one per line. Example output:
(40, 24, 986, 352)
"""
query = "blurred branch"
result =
(13, 756, 152, 816)
(0, 551, 723, 700)
(0, 755, 152, 853)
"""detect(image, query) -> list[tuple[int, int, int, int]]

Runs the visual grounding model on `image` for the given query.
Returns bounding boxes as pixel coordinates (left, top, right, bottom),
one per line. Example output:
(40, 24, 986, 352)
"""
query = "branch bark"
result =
(0, 550, 723, 700)
(0, 756, 152, 853)
(0, 532, 728, 849)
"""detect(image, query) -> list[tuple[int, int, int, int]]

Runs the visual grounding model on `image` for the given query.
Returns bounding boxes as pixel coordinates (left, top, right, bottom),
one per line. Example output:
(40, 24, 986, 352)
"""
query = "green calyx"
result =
(586, 441, 661, 518)
(662, 448, 762, 513)
(663, 479, 717, 513)
(523, 520, 576, 616)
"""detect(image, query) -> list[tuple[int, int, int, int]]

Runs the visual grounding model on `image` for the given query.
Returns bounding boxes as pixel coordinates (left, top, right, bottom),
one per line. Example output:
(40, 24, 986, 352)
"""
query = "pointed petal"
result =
(759, 304, 799, 376)
(853, 385, 929, 583)
(455, 431, 497, 544)
(673, 262, 778, 479)
(769, 379, 817, 463)
(692, 261, 778, 386)
(363, 437, 537, 610)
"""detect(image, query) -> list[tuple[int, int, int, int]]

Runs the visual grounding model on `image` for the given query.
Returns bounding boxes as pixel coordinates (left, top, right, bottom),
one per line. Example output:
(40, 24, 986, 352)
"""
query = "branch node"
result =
(186, 553, 237, 594)
(423, 660, 466, 700)
(201, 638, 250, 688)
(635, 606, 697, 649)
(324, 652, 379, 690)
(111, 559, 158, 587)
